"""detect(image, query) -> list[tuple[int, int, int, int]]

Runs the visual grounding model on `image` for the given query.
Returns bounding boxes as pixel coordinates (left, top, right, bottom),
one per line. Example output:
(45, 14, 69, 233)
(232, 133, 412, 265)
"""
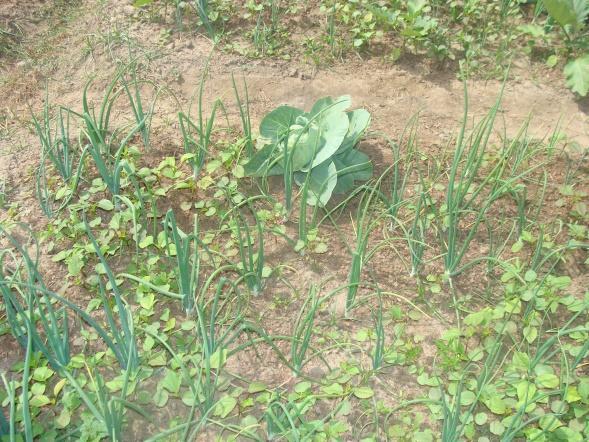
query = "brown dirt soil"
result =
(1, 0, 588, 439)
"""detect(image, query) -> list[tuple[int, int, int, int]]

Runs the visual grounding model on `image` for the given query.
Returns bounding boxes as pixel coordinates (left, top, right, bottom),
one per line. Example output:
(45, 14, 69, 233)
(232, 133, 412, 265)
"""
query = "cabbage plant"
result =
(244, 96, 372, 206)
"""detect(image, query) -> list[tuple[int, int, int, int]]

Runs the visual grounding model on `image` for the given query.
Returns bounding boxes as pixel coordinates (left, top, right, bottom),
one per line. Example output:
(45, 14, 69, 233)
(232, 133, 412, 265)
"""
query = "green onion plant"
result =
(85, 218, 139, 371)
(0, 225, 70, 369)
(265, 396, 315, 441)
(371, 299, 385, 372)
(225, 200, 265, 295)
(1, 225, 138, 372)
(178, 60, 222, 179)
(0, 374, 16, 439)
(31, 93, 87, 217)
(345, 181, 389, 314)
(30, 89, 77, 182)
(71, 71, 146, 205)
(440, 85, 543, 285)
(162, 209, 202, 313)
(193, 0, 215, 40)
(290, 285, 322, 376)
(120, 61, 160, 150)
(231, 73, 253, 157)
(61, 363, 147, 441)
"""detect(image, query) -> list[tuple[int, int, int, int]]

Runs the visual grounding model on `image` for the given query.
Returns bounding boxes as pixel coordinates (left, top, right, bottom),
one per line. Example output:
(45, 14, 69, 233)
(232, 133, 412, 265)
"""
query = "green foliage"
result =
(0, 226, 70, 369)
(543, 0, 589, 95)
(162, 210, 202, 313)
(4, 39, 589, 440)
(543, 0, 588, 31)
(31, 93, 86, 218)
(564, 54, 589, 95)
(244, 95, 372, 207)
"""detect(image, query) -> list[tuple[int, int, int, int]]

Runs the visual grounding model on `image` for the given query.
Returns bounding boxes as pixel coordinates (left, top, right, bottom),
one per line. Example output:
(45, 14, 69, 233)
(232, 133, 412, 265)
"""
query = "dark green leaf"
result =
(332, 149, 372, 194)
(243, 144, 283, 177)
(259, 106, 303, 142)
(295, 160, 338, 206)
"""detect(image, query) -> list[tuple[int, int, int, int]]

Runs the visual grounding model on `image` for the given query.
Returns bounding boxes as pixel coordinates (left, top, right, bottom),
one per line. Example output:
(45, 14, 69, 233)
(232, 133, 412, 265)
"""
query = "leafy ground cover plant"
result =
(244, 95, 372, 210)
(543, 0, 589, 95)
